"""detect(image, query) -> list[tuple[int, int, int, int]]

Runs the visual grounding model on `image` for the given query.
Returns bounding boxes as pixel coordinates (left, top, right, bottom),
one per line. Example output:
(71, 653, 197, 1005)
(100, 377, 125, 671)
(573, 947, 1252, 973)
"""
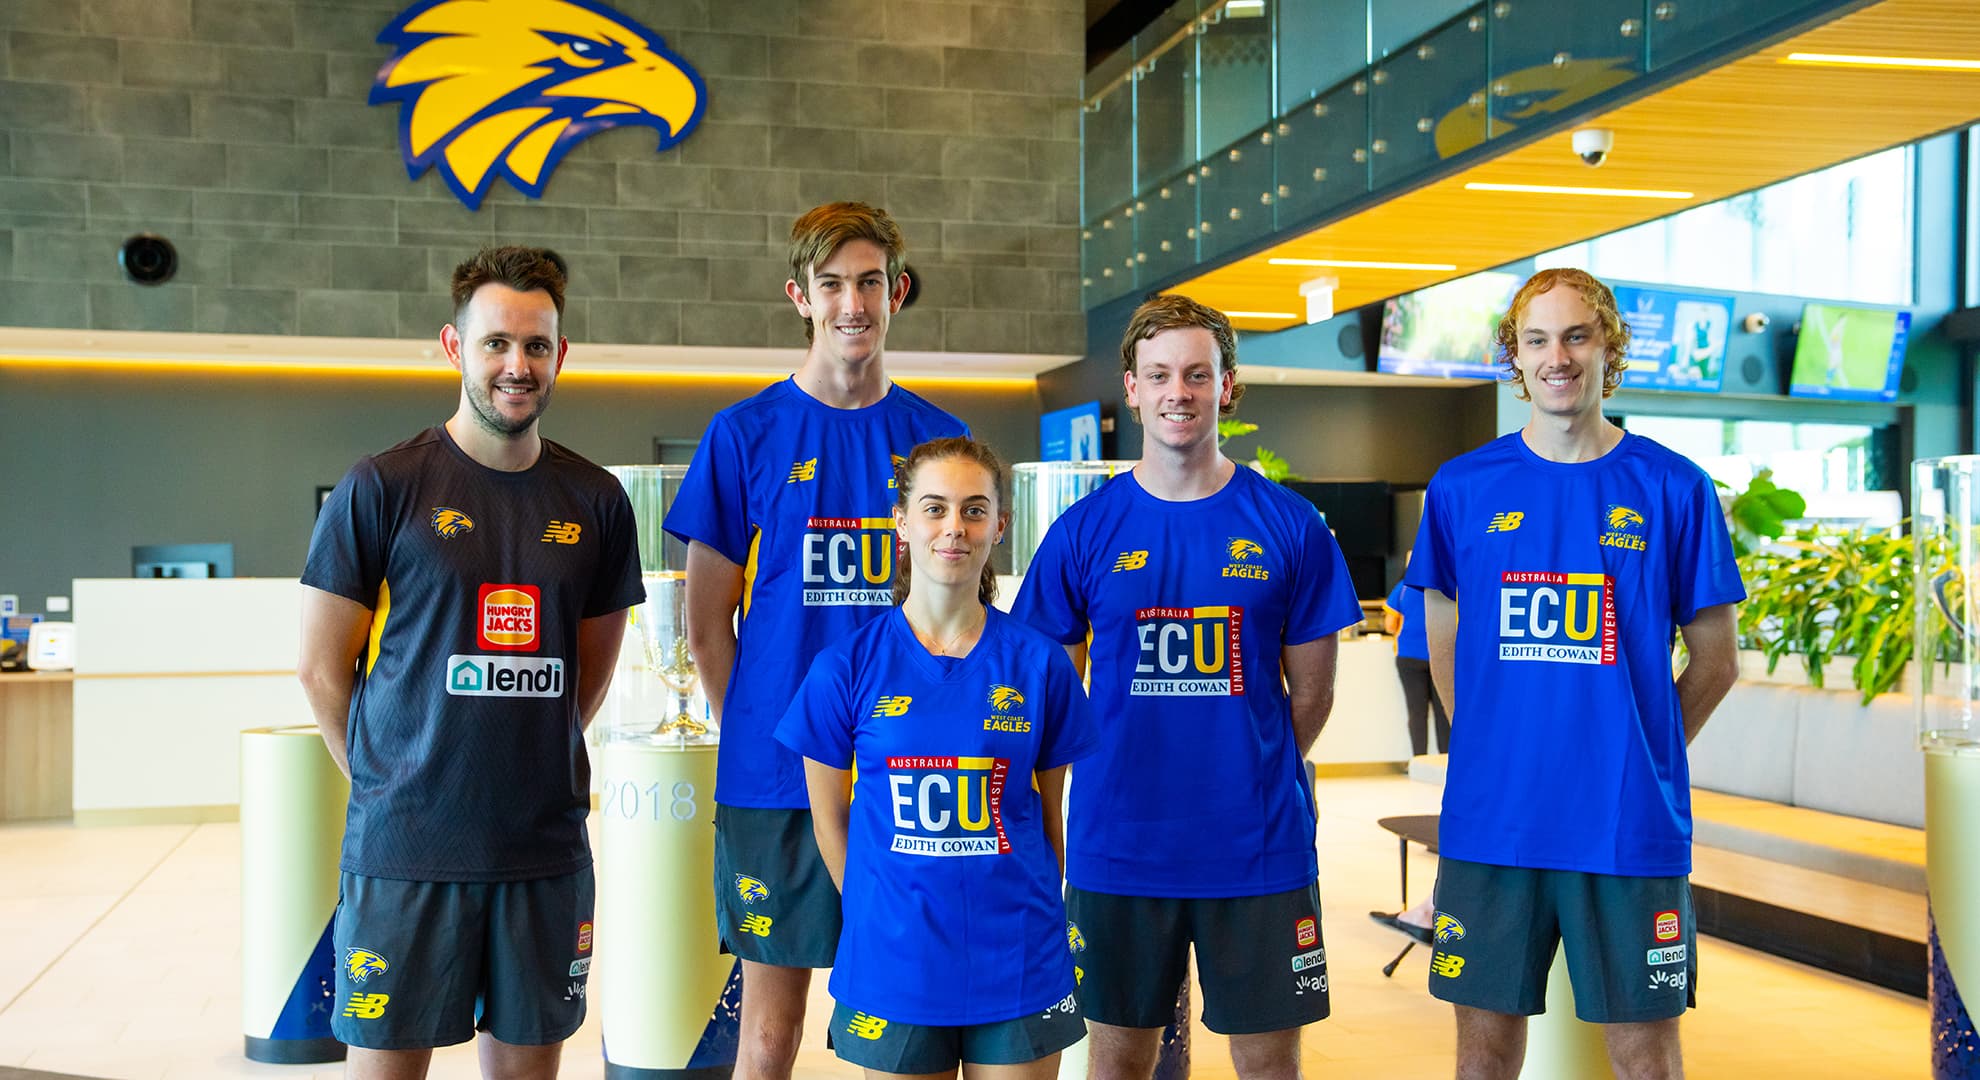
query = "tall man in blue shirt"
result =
(1014, 295, 1362, 1080)
(1406, 267, 1743, 1080)
(665, 203, 967, 1080)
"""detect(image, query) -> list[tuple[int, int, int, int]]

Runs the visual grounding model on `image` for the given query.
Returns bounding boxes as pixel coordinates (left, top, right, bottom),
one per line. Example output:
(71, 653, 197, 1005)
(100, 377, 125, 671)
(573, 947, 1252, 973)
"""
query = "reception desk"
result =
(1311, 634, 1416, 767)
(0, 671, 74, 821)
(72, 578, 313, 824)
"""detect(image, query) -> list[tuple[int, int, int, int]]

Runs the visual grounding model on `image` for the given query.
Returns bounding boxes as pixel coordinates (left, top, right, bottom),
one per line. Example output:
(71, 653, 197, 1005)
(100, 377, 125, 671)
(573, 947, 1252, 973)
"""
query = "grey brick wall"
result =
(0, 0, 1086, 354)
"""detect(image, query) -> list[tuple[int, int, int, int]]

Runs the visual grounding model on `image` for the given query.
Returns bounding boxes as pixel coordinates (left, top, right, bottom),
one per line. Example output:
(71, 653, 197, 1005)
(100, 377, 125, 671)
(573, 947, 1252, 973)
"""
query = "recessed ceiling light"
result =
(1269, 257, 1458, 270)
(1782, 52, 1980, 71)
(1225, 310, 1299, 319)
(1464, 182, 1694, 199)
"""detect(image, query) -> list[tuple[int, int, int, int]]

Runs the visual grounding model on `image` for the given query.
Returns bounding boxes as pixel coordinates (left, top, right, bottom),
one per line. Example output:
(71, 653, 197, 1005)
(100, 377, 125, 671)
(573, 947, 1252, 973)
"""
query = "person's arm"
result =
(804, 758, 854, 892)
(1676, 602, 1740, 744)
(1283, 634, 1339, 757)
(297, 586, 373, 780)
(1423, 588, 1457, 719)
(575, 609, 631, 731)
(1036, 764, 1070, 878)
(684, 540, 743, 722)
(1382, 606, 1402, 636)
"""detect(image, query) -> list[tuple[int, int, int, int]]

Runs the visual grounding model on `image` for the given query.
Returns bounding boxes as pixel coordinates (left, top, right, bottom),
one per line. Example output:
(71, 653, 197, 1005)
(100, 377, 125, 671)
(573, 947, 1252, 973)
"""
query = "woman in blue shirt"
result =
(777, 437, 1097, 1078)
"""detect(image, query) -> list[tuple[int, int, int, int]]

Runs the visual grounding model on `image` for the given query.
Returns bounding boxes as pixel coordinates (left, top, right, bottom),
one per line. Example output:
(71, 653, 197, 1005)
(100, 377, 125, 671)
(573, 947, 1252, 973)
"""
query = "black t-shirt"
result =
(302, 426, 644, 882)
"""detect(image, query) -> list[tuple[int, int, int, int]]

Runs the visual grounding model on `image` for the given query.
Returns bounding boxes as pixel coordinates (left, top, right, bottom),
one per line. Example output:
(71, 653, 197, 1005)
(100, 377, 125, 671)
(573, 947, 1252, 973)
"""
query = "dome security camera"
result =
(1571, 128, 1614, 167)
(119, 234, 178, 285)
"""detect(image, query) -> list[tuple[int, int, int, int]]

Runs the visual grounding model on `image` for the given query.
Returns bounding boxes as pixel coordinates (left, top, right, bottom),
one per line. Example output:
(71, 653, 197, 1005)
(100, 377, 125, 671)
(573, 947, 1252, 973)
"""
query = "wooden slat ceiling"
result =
(1165, 0, 1980, 331)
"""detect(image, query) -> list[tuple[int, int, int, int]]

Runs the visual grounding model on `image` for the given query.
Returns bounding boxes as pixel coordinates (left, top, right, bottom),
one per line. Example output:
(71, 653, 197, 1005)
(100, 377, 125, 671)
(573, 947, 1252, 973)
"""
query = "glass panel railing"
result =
(1272, 76, 1371, 228)
(1082, 199, 1140, 307)
(1198, 127, 1279, 260)
(1082, 77, 1138, 224)
(1274, 0, 1370, 111)
(1486, 0, 1644, 142)
(1197, 1, 1276, 155)
(1646, 0, 1830, 71)
(1369, 11, 1489, 186)
(1136, 167, 1202, 284)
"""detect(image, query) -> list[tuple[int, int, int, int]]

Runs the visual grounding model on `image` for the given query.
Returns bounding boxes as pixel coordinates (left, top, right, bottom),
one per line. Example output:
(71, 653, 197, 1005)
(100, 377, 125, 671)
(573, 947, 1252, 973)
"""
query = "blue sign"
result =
(1040, 402, 1102, 462)
(1614, 286, 1734, 392)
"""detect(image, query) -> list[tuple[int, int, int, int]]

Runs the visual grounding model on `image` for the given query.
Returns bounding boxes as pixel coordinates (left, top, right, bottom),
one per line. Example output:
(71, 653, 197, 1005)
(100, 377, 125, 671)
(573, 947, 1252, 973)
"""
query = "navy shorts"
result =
(1066, 882, 1329, 1035)
(1428, 856, 1697, 1023)
(711, 804, 843, 968)
(829, 995, 1085, 1071)
(331, 869, 594, 1049)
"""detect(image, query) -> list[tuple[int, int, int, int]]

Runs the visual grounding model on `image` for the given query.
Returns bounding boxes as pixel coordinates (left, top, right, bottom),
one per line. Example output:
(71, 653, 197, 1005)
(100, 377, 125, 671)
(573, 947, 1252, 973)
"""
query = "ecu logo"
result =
(344, 948, 390, 984)
(370, 0, 707, 210)
(431, 507, 476, 538)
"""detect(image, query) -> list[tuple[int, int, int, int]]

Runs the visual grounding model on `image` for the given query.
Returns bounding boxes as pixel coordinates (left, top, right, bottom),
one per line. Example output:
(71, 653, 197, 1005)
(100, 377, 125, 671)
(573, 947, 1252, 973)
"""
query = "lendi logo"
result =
(370, 0, 707, 209)
(447, 654, 565, 697)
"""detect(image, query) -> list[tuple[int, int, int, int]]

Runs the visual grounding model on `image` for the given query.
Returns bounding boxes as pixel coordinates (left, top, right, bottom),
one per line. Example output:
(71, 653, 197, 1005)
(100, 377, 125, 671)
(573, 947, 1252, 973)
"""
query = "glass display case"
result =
(1009, 461, 1135, 578)
(1916, 457, 1980, 753)
(601, 465, 717, 747)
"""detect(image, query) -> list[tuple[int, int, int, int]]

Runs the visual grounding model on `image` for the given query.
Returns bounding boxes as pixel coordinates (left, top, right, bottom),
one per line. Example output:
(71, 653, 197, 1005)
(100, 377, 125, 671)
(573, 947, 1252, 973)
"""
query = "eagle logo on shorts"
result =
(1606, 505, 1645, 531)
(1433, 913, 1466, 945)
(431, 507, 476, 538)
(734, 875, 769, 904)
(344, 948, 390, 984)
(1226, 537, 1264, 562)
(369, 0, 707, 210)
(989, 685, 1024, 712)
(1066, 922, 1086, 953)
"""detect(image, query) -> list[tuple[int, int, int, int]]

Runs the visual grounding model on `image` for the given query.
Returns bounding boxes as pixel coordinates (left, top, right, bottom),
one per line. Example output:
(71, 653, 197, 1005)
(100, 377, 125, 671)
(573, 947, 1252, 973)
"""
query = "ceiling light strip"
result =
(1782, 52, 1980, 71)
(1464, 182, 1694, 199)
(1268, 258, 1458, 270)
(1225, 311, 1300, 319)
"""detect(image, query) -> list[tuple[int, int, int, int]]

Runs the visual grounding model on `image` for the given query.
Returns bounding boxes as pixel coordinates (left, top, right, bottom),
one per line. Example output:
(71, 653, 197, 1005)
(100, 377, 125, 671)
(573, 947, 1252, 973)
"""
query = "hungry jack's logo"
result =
(886, 756, 1011, 856)
(478, 584, 541, 650)
(369, 0, 707, 210)
(1132, 606, 1244, 696)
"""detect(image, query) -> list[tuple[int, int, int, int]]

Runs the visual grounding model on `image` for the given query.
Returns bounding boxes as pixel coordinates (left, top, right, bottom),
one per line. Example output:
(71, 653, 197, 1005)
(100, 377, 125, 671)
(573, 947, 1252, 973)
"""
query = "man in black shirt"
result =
(299, 246, 643, 1079)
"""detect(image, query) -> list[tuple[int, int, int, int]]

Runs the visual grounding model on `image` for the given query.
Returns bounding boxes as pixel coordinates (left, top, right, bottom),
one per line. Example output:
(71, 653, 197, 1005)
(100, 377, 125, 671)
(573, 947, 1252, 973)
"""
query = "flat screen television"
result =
(1614, 285, 1733, 392)
(133, 542, 234, 579)
(1039, 401, 1102, 461)
(1787, 303, 1911, 402)
(1376, 271, 1520, 380)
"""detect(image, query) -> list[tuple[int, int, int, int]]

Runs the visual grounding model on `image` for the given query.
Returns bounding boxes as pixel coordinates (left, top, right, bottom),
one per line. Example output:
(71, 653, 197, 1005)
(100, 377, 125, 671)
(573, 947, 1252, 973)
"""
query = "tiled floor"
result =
(0, 777, 1927, 1079)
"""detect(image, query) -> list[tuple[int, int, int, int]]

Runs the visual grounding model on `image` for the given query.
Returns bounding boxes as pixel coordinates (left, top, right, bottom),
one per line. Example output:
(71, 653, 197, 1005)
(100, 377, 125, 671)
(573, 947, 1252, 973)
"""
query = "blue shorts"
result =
(711, 804, 842, 968)
(1429, 857, 1697, 1023)
(330, 869, 593, 1049)
(829, 995, 1085, 1071)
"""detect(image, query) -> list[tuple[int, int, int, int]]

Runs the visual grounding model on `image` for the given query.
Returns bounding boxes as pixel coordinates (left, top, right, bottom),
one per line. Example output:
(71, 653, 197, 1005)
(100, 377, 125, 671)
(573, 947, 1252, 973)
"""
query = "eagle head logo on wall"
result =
(370, 0, 706, 210)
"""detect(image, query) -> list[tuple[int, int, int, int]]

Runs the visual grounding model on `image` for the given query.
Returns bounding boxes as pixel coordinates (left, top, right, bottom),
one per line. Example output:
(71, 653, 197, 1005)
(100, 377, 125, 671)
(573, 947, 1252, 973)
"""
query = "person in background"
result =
(298, 246, 643, 1080)
(780, 437, 1095, 1079)
(664, 202, 968, 1080)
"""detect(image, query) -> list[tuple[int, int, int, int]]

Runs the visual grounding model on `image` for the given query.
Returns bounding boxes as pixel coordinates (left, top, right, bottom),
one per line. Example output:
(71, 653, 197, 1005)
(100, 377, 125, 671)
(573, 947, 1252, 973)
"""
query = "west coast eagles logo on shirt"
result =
(1222, 537, 1269, 580)
(1600, 504, 1648, 551)
(886, 756, 1011, 856)
(431, 507, 476, 538)
(985, 684, 1029, 733)
(1132, 606, 1245, 696)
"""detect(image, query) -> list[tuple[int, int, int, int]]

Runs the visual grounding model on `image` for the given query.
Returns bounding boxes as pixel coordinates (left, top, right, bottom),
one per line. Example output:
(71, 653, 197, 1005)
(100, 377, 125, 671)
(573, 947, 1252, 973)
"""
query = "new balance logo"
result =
(1112, 550, 1149, 572)
(541, 520, 581, 544)
(871, 695, 912, 717)
(846, 1012, 888, 1040)
(788, 458, 817, 483)
(1487, 512, 1524, 533)
(1429, 953, 1466, 978)
(739, 913, 773, 937)
(342, 993, 390, 1019)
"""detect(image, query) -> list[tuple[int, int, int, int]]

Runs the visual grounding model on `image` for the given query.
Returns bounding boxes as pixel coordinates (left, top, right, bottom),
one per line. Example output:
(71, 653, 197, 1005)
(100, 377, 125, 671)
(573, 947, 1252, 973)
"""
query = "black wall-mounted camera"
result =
(119, 234, 178, 285)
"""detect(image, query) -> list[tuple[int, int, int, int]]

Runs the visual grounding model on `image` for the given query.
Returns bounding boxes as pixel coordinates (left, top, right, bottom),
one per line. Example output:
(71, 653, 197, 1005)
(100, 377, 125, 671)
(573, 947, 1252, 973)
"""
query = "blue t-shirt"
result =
(1385, 582, 1429, 660)
(775, 607, 1096, 1025)
(1405, 432, 1745, 876)
(663, 379, 967, 808)
(1011, 466, 1363, 897)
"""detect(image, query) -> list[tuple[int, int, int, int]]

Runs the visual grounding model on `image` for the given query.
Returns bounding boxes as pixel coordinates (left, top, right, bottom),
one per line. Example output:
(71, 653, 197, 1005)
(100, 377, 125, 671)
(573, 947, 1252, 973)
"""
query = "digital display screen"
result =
(1788, 303, 1911, 402)
(1614, 286, 1734, 393)
(1376, 271, 1521, 381)
(1039, 401, 1102, 461)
